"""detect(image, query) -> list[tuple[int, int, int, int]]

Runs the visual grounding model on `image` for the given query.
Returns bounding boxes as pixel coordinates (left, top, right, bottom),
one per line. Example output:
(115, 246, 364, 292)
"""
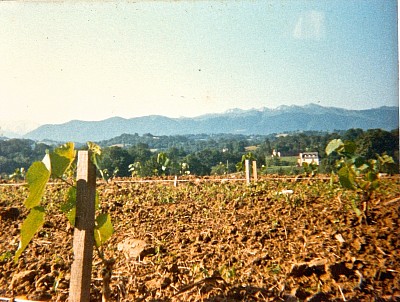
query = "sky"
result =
(0, 0, 398, 126)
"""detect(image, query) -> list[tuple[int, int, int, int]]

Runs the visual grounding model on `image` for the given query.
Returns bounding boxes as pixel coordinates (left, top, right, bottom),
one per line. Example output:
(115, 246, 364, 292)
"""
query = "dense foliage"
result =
(93, 128, 400, 177)
(0, 139, 52, 175)
(0, 128, 398, 178)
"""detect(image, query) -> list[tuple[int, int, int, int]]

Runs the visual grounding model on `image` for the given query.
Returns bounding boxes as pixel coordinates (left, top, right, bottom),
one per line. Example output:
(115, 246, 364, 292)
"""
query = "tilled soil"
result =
(0, 176, 399, 301)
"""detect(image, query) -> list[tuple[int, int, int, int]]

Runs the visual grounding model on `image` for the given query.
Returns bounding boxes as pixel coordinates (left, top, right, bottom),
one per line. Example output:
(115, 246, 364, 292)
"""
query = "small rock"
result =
(10, 270, 36, 289)
(117, 238, 148, 259)
(145, 277, 171, 290)
(279, 189, 294, 195)
(334, 233, 345, 243)
(352, 237, 365, 252)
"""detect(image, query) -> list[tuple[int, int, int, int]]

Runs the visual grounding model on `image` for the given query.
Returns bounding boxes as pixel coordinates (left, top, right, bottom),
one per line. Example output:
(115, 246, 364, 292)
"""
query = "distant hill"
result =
(23, 104, 399, 143)
(0, 120, 39, 138)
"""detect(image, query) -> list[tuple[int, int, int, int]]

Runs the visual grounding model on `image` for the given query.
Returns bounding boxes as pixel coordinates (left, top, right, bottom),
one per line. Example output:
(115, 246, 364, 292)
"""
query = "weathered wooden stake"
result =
(252, 161, 258, 182)
(174, 175, 178, 187)
(245, 159, 250, 185)
(69, 151, 96, 302)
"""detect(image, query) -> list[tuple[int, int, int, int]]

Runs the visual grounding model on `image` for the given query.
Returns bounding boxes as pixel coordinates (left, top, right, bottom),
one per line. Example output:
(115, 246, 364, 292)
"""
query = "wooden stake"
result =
(69, 151, 96, 302)
(252, 161, 257, 182)
(245, 159, 250, 185)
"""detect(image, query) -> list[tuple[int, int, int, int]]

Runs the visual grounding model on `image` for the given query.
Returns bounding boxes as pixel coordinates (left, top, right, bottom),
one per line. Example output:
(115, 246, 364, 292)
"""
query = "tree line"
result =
(0, 128, 398, 179)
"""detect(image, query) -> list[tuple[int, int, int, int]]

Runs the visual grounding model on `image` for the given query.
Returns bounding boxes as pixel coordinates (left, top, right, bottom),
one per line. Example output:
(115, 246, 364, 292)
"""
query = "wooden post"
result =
(245, 159, 250, 185)
(69, 151, 96, 302)
(252, 161, 257, 182)
(174, 175, 178, 187)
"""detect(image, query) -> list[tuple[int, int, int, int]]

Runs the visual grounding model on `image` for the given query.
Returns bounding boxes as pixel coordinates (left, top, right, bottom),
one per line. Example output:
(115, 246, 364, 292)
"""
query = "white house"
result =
(298, 152, 319, 166)
(272, 149, 281, 157)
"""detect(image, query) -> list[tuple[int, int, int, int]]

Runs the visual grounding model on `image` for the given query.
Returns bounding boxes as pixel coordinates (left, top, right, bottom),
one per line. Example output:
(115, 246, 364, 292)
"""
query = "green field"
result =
(262, 156, 302, 175)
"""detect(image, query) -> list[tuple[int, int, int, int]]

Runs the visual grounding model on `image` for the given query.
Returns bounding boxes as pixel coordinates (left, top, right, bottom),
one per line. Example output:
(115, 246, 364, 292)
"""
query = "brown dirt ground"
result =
(0, 175, 399, 301)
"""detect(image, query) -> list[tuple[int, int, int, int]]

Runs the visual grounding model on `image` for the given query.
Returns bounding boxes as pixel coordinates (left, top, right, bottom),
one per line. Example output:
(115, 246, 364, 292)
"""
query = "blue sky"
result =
(0, 1, 398, 125)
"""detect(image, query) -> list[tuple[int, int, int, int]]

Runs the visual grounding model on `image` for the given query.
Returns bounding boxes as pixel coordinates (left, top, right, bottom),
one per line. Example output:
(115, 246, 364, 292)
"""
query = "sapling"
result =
(236, 152, 255, 172)
(15, 142, 114, 300)
(129, 161, 142, 177)
(302, 162, 318, 177)
(9, 167, 26, 182)
(326, 139, 394, 220)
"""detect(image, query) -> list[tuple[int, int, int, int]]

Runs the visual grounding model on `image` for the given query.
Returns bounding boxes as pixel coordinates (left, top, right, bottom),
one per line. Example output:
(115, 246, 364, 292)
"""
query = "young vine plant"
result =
(326, 138, 395, 218)
(14, 142, 113, 263)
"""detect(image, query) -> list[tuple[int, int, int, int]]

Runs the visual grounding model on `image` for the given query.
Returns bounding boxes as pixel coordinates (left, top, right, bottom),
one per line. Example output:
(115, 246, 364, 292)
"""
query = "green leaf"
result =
(0, 251, 12, 262)
(325, 139, 344, 156)
(95, 191, 100, 210)
(343, 140, 356, 155)
(50, 142, 76, 178)
(97, 169, 110, 183)
(351, 200, 362, 217)
(359, 181, 370, 191)
(371, 180, 380, 190)
(353, 156, 366, 168)
(94, 213, 114, 247)
(60, 187, 76, 225)
(14, 206, 45, 263)
(88, 142, 108, 181)
(87, 141, 102, 157)
(25, 162, 51, 209)
(87, 141, 102, 169)
(357, 163, 369, 172)
(338, 166, 356, 190)
(330, 171, 335, 187)
(379, 154, 395, 164)
(365, 171, 378, 182)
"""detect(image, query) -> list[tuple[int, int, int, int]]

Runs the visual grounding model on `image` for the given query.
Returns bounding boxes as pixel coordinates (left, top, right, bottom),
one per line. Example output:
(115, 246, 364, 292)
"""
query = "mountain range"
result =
(22, 104, 399, 143)
(0, 120, 39, 138)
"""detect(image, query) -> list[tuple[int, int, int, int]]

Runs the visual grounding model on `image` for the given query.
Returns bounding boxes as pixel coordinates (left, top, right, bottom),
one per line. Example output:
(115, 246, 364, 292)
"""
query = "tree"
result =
(127, 143, 152, 163)
(255, 139, 272, 163)
(0, 139, 52, 175)
(357, 129, 398, 159)
(101, 146, 133, 177)
(184, 153, 211, 176)
(342, 128, 364, 141)
(211, 162, 227, 175)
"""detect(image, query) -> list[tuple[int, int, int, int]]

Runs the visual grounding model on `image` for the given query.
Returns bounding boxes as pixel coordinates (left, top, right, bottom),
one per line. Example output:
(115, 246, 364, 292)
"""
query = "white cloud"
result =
(293, 10, 326, 41)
